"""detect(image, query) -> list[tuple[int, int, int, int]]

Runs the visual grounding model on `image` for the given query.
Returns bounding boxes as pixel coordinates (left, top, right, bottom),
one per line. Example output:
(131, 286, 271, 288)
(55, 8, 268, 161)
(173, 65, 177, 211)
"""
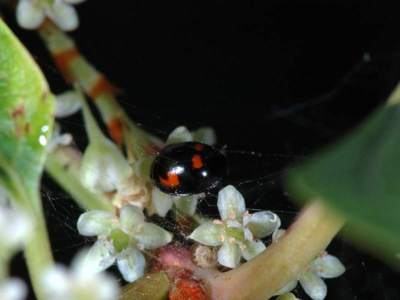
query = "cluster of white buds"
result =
(273, 230, 346, 300)
(41, 249, 119, 300)
(77, 205, 172, 282)
(189, 185, 281, 268)
(16, 0, 86, 31)
(0, 279, 27, 300)
(0, 205, 31, 256)
(78, 100, 130, 196)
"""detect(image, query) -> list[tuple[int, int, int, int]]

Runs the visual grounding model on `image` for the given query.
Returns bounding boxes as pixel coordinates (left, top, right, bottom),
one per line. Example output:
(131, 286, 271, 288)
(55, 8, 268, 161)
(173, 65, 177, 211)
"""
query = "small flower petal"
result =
(70, 248, 96, 277)
(42, 265, 70, 299)
(243, 211, 281, 239)
(85, 239, 116, 273)
(225, 219, 242, 229)
(48, 0, 79, 31)
(151, 187, 174, 217)
(217, 185, 246, 221)
(43, 250, 120, 300)
(54, 90, 83, 118)
(80, 138, 132, 193)
(166, 126, 193, 145)
(16, 0, 45, 30)
(93, 275, 120, 300)
(243, 227, 254, 241)
(117, 248, 146, 282)
(299, 271, 327, 300)
(189, 222, 224, 247)
(0, 206, 31, 251)
(47, 123, 73, 152)
(119, 205, 145, 233)
(174, 195, 200, 216)
(77, 211, 114, 237)
(134, 223, 173, 249)
(241, 240, 266, 261)
(311, 254, 345, 279)
(191, 127, 217, 145)
(0, 278, 27, 300)
(272, 229, 286, 242)
(217, 241, 241, 268)
(70, 249, 120, 299)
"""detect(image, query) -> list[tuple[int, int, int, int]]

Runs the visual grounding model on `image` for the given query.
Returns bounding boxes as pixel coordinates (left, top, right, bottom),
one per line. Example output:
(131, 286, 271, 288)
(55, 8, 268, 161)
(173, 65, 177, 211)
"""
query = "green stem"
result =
(0, 153, 54, 298)
(0, 252, 8, 281)
(80, 95, 105, 144)
(37, 22, 158, 151)
(23, 190, 53, 300)
(45, 147, 113, 212)
(207, 201, 344, 300)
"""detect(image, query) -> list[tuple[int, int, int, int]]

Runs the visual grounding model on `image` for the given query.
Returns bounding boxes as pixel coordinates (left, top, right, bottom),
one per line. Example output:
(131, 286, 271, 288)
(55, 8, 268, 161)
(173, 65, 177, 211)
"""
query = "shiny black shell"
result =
(151, 142, 227, 195)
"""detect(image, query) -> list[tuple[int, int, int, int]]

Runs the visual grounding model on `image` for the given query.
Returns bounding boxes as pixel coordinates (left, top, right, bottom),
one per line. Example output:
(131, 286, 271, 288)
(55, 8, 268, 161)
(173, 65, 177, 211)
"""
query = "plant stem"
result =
(23, 190, 53, 300)
(45, 146, 113, 212)
(207, 201, 344, 300)
(37, 22, 159, 151)
(79, 94, 106, 144)
(0, 152, 54, 299)
(0, 252, 8, 281)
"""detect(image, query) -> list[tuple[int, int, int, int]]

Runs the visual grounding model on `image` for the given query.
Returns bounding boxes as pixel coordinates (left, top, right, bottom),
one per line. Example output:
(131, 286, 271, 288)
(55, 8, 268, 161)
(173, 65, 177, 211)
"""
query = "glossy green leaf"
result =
(0, 19, 54, 205)
(120, 272, 170, 300)
(287, 103, 400, 265)
(0, 19, 55, 300)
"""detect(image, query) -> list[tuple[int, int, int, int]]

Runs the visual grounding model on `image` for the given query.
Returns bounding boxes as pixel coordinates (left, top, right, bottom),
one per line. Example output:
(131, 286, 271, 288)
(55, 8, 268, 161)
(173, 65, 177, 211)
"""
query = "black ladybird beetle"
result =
(151, 142, 227, 195)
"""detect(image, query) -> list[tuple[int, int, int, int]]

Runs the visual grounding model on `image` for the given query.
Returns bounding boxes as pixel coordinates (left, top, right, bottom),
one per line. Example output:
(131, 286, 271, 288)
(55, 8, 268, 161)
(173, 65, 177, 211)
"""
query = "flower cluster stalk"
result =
(0, 152, 53, 300)
(36, 21, 157, 154)
(207, 201, 344, 300)
(24, 202, 53, 300)
(0, 253, 7, 281)
(15, 187, 53, 300)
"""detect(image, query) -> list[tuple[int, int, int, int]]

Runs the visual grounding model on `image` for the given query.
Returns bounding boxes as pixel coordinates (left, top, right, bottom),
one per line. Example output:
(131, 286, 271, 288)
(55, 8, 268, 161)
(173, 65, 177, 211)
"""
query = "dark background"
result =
(3, 0, 400, 298)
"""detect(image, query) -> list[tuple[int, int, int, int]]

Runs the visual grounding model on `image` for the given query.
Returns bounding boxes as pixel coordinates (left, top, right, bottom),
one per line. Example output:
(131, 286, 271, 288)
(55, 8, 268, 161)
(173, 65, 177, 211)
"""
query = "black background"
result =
(3, 0, 400, 299)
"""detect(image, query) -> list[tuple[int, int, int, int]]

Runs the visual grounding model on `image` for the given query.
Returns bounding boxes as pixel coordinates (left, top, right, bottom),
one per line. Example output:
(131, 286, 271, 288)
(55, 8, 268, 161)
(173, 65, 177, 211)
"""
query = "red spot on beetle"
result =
(192, 154, 203, 169)
(159, 171, 180, 188)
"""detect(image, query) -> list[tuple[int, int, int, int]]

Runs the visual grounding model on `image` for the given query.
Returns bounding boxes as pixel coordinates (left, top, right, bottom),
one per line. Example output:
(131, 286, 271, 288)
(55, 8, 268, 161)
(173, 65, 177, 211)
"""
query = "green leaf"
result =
(0, 19, 54, 205)
(0, 20, 54, 300)
(286, 104, 400, 265)
(120, 272, 170, 300)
